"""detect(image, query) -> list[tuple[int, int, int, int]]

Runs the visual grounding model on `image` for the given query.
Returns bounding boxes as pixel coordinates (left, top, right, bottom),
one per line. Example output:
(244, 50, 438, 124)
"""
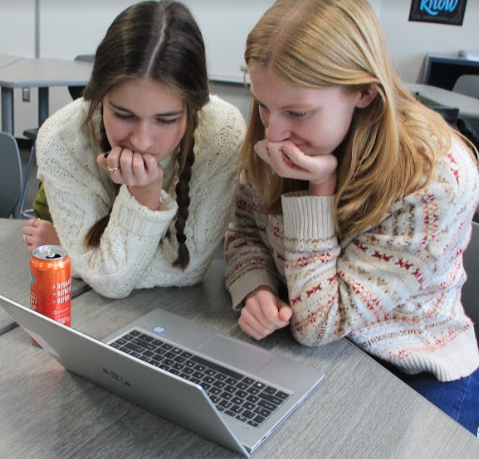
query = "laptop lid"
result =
(0, 295, 324, 456)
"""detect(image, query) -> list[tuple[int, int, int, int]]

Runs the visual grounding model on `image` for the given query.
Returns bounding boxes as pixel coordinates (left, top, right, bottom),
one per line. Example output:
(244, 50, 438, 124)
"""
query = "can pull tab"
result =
(40, 246, 62, 259)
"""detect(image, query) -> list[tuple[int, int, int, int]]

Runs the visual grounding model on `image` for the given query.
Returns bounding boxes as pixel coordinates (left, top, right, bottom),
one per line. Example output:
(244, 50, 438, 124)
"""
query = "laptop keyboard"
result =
(109, 330, 290, 428)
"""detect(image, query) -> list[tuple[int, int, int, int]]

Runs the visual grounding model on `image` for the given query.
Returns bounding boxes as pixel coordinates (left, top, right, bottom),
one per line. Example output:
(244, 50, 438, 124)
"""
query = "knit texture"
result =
(36, 95, 245, 298)
(225, 139, 479, 381)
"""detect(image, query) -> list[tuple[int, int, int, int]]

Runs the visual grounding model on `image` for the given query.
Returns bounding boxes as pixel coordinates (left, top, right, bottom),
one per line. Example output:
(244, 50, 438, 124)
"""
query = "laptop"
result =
(0, 294, 324, 457)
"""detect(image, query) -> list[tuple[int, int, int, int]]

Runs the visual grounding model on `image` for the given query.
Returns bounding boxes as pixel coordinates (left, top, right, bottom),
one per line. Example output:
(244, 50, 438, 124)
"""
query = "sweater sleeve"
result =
(281, 142, 479, 347)
(225, 173, 281, 309)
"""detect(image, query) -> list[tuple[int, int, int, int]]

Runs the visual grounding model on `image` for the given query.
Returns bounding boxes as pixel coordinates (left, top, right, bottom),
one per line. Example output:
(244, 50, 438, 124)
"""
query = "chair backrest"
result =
(462, 221, 479, 338)
(453, 74, 479, 99)
(68, 54, 95, 100)
(0, 132, 23, 218)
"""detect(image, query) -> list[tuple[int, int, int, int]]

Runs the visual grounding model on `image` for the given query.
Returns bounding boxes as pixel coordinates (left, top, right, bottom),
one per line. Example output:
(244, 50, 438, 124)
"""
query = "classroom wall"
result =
(0, 0, 478, 138)
(378, 0, 479, 84)
(39, 0, 277, 82)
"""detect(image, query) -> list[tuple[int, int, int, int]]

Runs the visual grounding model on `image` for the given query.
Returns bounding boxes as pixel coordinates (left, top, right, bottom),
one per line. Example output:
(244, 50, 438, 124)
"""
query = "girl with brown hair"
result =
(22, 1, 245, 298)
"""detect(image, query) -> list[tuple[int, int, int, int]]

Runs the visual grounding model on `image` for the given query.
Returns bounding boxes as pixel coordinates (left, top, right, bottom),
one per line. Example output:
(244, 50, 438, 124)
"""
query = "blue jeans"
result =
(380, 361, 479, 436)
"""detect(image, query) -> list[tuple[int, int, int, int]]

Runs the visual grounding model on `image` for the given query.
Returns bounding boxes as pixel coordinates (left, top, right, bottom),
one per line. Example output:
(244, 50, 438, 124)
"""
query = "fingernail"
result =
(104, 151, 110, 158)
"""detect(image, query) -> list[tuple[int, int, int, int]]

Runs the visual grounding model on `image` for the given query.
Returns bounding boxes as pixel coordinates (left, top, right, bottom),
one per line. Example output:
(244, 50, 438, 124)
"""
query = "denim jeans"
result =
(380, 361, 479, 436)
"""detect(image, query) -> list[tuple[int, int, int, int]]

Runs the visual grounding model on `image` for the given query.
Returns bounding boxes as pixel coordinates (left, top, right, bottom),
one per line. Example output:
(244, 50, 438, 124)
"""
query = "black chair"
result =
(0, 132, 24, 218)
(18, 54, 95, 218)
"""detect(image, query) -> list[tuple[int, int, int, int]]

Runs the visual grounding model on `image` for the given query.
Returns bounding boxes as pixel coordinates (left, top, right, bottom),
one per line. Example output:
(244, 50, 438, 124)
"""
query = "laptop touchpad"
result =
(196, 335, 274, 374)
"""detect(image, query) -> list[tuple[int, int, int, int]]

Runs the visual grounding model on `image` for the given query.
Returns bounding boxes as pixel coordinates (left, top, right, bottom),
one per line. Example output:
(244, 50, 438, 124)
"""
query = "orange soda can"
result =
(30, 245, 72, 327)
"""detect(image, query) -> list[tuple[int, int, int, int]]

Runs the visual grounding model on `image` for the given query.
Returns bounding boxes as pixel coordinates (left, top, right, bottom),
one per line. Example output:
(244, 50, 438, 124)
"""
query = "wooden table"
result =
(0, 57, 92, 134)
(1, 257, 478, 458)
(0, 218, 87, 334)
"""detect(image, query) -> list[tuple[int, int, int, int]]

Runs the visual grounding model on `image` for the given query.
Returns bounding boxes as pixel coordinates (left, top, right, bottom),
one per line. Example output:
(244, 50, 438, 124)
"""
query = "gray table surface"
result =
(0, 58, 92, 88)
(406, 82, 479, 119)
(1, 257, 478, 458)
(0, 57, 93, 134)
(0, 218, 86, 333)
(0, 54, 22, 69)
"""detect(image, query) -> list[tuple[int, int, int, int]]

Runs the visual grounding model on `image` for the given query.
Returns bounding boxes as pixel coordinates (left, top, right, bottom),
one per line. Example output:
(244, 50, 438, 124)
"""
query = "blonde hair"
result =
(242, 0, 468, 238)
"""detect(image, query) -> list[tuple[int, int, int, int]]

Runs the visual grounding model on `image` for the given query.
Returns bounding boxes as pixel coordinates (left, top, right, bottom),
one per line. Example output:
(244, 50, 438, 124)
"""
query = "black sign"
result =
(409, 0, 468, 26)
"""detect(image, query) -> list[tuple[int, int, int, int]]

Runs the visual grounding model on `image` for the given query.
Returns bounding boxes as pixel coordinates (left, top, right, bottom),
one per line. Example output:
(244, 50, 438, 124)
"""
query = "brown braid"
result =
(173, 110, 197, 269)
(84, 120, 115, 248)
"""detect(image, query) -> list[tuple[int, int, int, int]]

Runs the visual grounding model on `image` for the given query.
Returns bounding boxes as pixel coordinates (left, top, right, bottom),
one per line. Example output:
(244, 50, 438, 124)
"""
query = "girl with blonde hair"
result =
(225, 0, 479, 434)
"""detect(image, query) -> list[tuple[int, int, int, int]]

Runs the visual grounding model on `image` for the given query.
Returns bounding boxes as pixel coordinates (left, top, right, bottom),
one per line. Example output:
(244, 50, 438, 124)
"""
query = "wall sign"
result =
(409, 0, 468, 26)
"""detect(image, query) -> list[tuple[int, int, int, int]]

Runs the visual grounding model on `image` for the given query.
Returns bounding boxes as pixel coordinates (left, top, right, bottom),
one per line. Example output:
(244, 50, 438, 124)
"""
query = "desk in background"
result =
(421, 53, 479, 92)
(406, 83, 479, 120)
(0, 54, 22, 69)
(1, 258, 478, 458)
(0, 218, 87, 335)
(0, 58, 93, 135)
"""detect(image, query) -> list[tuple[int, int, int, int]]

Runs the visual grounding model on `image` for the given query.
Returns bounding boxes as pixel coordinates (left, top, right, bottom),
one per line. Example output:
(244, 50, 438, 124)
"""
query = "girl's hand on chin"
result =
(97, 146, 164, 187)
(97, 146, 165, 210)
(254, 140, 337, 196)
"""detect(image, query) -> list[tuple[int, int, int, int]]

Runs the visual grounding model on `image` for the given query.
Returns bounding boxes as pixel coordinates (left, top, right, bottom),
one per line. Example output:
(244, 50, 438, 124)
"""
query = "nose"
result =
(265, 112, 289, 143)
(130, 122, 154, 153)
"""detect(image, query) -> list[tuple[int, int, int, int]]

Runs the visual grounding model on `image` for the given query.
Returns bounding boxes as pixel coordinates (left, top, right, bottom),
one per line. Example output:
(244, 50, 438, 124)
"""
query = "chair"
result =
(67, 54, 95, 100)
(453, 75, 479, 99)
(0, 132, 23, 218)
(18, 54, 95, 218)
(462, 221, 479, 338)
(17, 128, 38, 218)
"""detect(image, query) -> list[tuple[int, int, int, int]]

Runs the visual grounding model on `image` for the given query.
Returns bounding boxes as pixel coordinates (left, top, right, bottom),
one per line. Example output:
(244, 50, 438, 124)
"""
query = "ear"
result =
(355, 86, 378, 109)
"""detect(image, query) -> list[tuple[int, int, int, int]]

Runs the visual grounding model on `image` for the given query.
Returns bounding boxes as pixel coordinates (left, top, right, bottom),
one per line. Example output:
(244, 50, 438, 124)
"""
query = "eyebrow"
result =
(249, 89, 314, 111)
(108, 101, 184, 117)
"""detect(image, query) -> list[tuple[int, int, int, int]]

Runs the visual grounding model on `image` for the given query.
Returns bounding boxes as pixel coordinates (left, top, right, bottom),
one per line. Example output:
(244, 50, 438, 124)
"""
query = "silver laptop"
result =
(0, 294, 324, 457)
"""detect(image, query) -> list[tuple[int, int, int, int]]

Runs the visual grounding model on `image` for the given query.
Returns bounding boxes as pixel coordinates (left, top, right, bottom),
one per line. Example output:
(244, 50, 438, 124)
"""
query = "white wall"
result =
(0, 0, 478, 137)
(0, 0, 37, 136)
(0, 1, 36, 57)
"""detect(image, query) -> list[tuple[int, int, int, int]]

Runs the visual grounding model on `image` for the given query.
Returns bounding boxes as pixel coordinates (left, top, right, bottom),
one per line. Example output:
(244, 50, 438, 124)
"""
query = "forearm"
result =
(47, 183, 177, 298)
(225, 180, 280, 308)
(281, 193, 345, 344)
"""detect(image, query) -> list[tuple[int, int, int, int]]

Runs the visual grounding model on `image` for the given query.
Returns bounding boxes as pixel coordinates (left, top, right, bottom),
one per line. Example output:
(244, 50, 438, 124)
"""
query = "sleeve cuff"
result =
(227, 268, 278, 311)
(281, 193, 336, 240)
(110, 185, 178, 237)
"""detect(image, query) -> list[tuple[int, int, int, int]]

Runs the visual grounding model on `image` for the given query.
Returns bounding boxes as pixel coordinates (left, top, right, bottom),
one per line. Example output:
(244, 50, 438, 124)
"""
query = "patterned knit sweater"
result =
(225, 138, 479, 381)
(36, 95, 245, 298)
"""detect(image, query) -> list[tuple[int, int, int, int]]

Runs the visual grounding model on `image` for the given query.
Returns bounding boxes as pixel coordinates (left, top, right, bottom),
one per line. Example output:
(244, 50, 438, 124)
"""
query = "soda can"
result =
(30, 245, 72, 327)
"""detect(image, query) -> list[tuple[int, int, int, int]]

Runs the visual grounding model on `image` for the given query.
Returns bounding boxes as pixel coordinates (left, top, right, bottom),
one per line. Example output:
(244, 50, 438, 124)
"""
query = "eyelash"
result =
(113, 112, 179, 125)
(289, 111, 307, 118)
(258, 105, 308, 119)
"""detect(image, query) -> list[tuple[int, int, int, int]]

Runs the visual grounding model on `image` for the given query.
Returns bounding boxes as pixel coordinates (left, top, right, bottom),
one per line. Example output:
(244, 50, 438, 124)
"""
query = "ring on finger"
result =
(108, 166, 120, 173)
(32, 217, 40, 227)
(23, 234, 29, 246)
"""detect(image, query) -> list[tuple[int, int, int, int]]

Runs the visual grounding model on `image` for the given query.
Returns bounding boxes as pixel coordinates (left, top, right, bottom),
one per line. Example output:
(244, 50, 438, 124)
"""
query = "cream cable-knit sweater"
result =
(36, 95, 245, 298)
(225, 138, 479, 381)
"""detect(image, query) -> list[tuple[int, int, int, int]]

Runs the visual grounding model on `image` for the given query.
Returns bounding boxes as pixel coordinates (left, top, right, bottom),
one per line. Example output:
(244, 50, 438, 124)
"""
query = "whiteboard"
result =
(39, 0, 276, 83)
